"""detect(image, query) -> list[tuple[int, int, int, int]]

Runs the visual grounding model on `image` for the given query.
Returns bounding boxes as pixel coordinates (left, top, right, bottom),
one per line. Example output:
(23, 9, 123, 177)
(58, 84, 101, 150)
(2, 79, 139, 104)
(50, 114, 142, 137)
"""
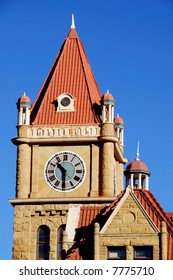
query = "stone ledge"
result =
(9, 197, 115, 205)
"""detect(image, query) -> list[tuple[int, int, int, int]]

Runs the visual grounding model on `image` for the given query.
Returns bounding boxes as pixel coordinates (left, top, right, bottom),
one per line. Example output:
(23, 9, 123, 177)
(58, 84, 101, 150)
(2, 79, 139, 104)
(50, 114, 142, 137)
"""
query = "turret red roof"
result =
(17, 93, 31, 104)
(30, 26, 102, 125)
(114, 115, 124, 125)
(102, 91, 114, 101)
(126, 159, 149, 172)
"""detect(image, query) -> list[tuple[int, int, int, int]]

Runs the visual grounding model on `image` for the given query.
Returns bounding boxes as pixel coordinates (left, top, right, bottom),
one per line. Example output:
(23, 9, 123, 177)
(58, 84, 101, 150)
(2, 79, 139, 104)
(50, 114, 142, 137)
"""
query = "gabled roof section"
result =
(66, 189, 173, 260)
(134, 189, 173, 260)
(167, 212, 173, 223)
(30, 24, 102, 125)
(134, 190, 173, 231)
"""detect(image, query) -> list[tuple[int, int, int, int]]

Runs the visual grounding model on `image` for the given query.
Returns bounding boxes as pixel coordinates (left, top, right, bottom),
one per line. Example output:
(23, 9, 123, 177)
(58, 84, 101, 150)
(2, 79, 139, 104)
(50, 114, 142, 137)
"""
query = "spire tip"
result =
(136, 141, 140, 161)
(71, 14, 75, 29)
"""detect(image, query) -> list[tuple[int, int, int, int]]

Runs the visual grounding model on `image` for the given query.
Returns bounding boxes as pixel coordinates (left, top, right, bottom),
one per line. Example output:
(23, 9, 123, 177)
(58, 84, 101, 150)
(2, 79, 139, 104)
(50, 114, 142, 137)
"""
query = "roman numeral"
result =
(70, 181, 74, 187)
(70, 156, 75, 162)
(48, 170, 54, 173)
(76, 170, 82, 173)
(63, 154, 68, 161)
(75, 162, 80, 167)
(49, 175, 56, 182)
(54, 180, 60, 187)
(55, 156, 61, 162)
(73, 175, 80, 182)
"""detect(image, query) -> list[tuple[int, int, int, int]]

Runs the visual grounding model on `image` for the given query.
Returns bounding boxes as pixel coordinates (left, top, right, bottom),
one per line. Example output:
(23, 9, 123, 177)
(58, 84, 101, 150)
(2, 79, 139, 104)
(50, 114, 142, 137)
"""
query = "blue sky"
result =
(0, 0, 173, 260)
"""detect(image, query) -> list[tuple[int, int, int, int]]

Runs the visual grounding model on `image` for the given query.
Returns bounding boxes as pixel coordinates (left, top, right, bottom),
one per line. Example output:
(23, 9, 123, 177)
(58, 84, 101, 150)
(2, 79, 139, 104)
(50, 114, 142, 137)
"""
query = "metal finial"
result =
(136, 141, 140, 161)
(71, 14, 75, 29)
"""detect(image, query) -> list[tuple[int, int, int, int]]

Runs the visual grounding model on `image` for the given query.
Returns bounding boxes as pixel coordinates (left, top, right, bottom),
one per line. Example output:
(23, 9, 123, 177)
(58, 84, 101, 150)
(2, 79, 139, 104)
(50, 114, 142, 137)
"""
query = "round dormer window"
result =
(61, 96, 71, 107)
(56, 93, 75, 112)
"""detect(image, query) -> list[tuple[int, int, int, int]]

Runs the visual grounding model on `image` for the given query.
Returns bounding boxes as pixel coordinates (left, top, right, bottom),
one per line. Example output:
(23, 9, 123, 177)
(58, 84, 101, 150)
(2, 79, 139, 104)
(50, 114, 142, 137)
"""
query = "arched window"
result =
(37, 225, 50, 260)
(57, 224, 66, 260)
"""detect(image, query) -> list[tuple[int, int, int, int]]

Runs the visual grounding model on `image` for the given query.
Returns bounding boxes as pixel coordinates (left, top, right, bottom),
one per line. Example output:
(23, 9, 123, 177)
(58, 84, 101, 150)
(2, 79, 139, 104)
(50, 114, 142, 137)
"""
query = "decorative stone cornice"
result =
(12, 124, 101, 144)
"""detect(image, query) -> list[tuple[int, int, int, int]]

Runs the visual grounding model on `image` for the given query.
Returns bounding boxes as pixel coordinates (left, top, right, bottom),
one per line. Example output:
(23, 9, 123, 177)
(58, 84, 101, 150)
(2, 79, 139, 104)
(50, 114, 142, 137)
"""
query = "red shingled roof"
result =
(30, 27, 102, 125)
(66, 205, 104, 260)
(167, 212, 173, 222)
(66, 190, 173, 260)
(78, 205, 103, 227)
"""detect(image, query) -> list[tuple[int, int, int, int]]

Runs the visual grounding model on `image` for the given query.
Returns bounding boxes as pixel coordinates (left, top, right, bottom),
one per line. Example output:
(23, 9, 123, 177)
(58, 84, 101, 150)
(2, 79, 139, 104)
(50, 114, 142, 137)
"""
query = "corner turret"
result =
(101, 90, 114, 123)
(124, 142, 150, 190)
(114, 114, 124, 146)
(16, 92, 31, 125)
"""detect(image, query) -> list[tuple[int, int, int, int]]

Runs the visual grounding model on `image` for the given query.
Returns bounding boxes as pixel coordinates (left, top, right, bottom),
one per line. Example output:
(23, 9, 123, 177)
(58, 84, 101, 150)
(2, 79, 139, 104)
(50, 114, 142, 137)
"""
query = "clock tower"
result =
(10, 17, 127, 260)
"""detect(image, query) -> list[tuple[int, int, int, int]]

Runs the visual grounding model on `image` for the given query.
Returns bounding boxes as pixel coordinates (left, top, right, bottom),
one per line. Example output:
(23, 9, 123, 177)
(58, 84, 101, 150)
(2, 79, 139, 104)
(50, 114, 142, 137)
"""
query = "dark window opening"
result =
(107, 246, 126, 260)
(134, 246, 153, 260)
(61, 97, 71, 107)
(57, 224, 66, 260)
(36, 225, 50, 260)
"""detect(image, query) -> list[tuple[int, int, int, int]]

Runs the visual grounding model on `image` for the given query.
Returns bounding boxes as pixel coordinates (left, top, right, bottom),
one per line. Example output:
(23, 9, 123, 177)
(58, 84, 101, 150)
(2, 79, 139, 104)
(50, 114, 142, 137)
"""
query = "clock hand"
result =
(57, 163, 67, 189)
(57, 163, 67, 173)
(62, 173, 66, 189)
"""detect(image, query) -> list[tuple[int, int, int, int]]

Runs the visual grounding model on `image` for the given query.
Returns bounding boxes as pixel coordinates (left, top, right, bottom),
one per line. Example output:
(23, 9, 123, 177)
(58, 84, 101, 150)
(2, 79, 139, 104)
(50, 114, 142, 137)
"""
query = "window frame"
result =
(57, 224, 66, 260)
(107, 246, 126, 260)
(133, 246, 153, 260)
(36, 225, 50, 260)
(56, 93, 74, 112)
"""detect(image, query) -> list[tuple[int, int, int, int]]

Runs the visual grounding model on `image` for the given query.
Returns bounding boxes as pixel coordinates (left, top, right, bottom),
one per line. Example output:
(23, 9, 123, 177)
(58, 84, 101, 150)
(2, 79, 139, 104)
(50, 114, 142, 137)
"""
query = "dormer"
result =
(56, 93, 75, 112)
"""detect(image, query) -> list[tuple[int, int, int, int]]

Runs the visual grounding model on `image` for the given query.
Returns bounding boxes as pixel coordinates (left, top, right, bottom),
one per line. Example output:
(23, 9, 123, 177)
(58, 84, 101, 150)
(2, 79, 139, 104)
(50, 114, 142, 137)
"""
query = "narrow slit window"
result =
(57, 224, 66, 260)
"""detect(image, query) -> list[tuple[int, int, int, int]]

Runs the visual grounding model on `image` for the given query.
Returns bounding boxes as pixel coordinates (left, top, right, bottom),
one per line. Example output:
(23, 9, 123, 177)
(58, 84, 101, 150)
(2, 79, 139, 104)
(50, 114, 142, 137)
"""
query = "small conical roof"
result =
(114, 114, 124, 125)
(18, 92, 31, 104)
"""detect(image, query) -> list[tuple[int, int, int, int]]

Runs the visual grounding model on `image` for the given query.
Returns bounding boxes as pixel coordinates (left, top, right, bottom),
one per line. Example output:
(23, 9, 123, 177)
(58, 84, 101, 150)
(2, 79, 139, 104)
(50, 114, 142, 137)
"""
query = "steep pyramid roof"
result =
(30, 22, 102, 125)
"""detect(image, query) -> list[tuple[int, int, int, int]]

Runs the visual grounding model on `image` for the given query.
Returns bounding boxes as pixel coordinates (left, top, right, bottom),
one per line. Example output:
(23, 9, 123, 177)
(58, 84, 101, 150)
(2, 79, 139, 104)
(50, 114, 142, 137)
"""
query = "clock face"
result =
(44, 151, 86, 192)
